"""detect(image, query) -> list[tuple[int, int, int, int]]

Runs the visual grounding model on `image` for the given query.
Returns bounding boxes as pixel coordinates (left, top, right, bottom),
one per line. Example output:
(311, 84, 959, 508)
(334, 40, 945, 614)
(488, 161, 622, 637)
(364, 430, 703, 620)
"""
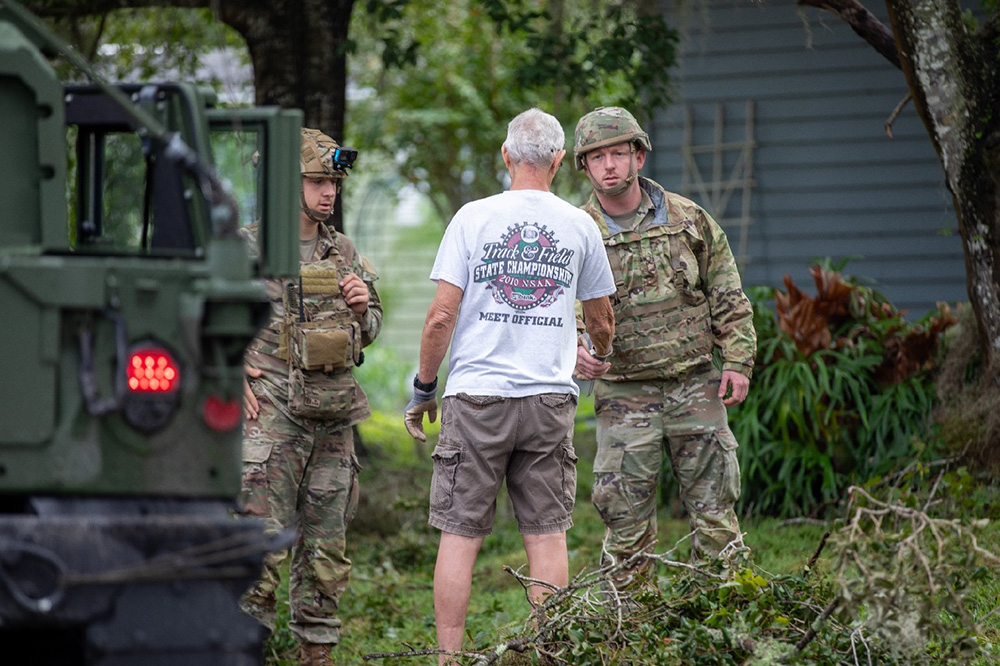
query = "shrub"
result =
(716, 263, 957, 519)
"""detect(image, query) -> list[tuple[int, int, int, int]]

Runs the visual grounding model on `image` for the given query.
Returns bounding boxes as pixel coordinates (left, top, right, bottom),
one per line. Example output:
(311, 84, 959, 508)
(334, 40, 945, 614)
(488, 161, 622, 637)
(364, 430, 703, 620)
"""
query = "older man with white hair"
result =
(404, 107, 616, 663)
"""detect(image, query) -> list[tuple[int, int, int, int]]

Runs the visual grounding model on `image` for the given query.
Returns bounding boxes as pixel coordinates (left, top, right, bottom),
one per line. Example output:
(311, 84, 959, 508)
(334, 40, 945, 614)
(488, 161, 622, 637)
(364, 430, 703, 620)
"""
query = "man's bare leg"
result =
(522, 531, 568, 605)
(434, 532, 484, 665)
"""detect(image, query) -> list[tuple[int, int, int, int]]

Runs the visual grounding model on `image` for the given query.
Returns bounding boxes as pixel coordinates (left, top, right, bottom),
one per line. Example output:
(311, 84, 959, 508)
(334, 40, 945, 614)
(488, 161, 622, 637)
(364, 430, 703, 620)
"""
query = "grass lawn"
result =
(261, 400, 1000, 665)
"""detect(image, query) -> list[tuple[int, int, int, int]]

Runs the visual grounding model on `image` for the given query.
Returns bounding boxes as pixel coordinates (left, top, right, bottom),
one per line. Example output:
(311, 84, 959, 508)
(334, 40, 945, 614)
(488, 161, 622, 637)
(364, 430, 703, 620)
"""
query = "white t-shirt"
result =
(430, 189, 615, 398)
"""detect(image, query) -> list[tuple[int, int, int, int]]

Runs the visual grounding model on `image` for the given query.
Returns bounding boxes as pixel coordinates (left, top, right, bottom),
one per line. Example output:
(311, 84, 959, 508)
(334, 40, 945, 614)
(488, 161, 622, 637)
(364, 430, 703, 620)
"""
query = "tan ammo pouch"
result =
(290, 320, 361, 371)
(287, 366, 354, 420)
(286, 320, 360, 420)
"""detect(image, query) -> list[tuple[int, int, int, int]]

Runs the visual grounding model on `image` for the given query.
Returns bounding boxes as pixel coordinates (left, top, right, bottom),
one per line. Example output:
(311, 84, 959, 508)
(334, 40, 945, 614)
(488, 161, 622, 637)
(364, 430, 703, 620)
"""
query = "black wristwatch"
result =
(413, 375, 438, 392)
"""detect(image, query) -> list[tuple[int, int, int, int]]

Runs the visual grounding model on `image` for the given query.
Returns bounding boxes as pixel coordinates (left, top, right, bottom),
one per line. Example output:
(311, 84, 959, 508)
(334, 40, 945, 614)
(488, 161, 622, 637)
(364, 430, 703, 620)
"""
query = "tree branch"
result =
(884, 92, 911, 137)
(797, 0, 901, 69)
(21, 0, 215, 17)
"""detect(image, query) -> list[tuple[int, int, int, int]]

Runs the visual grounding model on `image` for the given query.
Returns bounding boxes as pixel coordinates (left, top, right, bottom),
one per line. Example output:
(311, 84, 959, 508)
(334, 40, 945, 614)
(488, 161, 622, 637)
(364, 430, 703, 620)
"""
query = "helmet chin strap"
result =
(300, 191, 331, 224)
(593, 151, 638, 197)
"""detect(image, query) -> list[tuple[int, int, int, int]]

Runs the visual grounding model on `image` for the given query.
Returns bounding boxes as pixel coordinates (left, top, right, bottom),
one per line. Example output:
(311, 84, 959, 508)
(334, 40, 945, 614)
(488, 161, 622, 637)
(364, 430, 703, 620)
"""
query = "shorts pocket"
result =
(560, 442, 579, 511)
(539, 393, 576, 408)
(454, 393, 504, 408)
(430, 446, 462, 512)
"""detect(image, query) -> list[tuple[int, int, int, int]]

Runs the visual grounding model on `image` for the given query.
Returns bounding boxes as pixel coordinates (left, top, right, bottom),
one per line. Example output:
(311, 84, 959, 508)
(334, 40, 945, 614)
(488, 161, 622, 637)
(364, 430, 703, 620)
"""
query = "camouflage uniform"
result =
(581, 176, 755, 583)
(238, 220, 381, 645)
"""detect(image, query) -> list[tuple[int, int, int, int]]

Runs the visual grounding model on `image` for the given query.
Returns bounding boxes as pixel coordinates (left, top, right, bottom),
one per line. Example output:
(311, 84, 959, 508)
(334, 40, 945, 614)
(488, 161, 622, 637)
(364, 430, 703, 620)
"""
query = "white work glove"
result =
(404, 379, 438, 442)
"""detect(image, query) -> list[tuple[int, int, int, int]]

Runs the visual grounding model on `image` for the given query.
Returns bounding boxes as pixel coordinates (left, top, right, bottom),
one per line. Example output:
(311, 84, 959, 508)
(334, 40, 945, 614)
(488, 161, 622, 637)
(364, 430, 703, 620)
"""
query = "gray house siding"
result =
(648, 0, 966, 316)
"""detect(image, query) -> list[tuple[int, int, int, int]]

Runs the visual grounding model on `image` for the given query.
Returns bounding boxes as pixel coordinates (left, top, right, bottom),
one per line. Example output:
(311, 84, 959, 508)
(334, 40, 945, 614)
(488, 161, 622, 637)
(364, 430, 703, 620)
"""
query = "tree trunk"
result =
(218, 0, 354, 230)
(883, 0, 1000, 381)
(217, 0, 353, 138)
(800, 0, 1000, 381)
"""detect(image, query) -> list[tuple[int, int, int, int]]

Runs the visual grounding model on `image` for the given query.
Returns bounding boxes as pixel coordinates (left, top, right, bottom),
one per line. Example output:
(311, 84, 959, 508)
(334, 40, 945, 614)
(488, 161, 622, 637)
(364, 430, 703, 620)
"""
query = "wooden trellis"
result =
(680, 101, 756, 269)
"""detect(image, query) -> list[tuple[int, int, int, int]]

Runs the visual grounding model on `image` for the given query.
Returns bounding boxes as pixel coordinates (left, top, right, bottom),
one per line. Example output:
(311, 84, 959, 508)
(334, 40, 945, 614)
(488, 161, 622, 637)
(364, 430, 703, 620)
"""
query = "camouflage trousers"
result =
(591, 363, 742, 586)
(238, 395, 361, 645)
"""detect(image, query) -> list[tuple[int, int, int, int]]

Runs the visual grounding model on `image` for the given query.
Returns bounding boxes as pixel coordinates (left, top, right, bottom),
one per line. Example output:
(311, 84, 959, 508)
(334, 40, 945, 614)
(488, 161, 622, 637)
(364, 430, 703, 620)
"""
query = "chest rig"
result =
(603, 217, 714, 381)
(285, 264, 363, 372)
(251, 237, 363, 420)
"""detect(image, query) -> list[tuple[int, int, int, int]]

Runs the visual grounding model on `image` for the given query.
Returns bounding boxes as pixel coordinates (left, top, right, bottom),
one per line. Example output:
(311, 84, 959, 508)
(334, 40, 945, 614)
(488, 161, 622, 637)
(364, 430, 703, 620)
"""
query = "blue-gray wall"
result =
(648, 0, 966, 316)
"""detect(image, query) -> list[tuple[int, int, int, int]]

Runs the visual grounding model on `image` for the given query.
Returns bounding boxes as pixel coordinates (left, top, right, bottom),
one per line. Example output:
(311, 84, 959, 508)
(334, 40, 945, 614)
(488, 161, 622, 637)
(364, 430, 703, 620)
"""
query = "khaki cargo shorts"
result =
(428, 392, 578, 538)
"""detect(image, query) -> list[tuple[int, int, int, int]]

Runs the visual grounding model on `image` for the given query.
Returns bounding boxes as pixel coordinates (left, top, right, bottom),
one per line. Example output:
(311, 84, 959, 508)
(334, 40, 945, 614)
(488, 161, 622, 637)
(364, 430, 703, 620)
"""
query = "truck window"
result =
(210, 128, 261, 229)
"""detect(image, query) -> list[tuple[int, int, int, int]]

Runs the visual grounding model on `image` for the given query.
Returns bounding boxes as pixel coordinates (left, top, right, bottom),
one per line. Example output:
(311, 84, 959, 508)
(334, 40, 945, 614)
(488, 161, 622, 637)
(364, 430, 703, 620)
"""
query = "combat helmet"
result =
(573, 107, 651, 171)
(299, 128, 358, 223)
(301, 128, 353, 179)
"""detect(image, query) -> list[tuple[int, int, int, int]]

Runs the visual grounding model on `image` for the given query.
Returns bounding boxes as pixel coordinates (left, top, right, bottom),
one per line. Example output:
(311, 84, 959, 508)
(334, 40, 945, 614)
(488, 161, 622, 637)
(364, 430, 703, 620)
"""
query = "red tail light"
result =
(122, 344, 182, 433)
(127, 350, 180, 393)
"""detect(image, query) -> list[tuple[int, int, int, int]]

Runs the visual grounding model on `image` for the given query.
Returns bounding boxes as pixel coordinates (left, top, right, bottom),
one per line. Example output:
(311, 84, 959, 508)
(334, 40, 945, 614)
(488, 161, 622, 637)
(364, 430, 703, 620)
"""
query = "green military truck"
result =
(0, 1, 300, 662)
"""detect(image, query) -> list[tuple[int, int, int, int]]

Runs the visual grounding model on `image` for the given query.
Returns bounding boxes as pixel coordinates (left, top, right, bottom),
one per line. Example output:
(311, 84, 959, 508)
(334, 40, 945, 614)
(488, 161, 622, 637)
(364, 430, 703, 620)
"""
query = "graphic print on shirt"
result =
(472, 223, 575, 311)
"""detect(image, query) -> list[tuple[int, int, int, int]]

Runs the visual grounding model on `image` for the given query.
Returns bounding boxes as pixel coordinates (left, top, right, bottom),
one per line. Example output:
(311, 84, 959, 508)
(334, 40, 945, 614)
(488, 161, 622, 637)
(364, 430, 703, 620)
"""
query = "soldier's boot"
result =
(299, 642, 334, 666)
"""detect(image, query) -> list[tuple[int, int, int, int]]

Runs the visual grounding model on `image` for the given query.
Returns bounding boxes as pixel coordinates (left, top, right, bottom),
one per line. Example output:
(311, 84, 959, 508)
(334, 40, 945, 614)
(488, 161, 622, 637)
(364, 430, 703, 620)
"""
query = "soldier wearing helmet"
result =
(299, 128, 356, 224)
(572, 106, 652, 197)
(238, 128, 380, 666)
(573, 106, 756, 585)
